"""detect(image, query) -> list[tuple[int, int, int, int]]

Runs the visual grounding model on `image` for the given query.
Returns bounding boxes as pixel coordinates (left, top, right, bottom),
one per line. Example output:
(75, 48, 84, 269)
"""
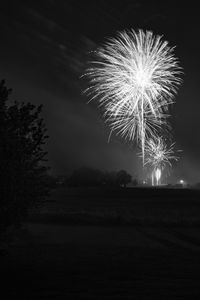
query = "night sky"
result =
(0, 0, 200, 183)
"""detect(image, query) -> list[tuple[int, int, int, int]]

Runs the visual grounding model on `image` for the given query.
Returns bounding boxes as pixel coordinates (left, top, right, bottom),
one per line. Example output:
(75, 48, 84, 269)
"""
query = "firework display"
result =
(85, 29, 183, 185)
(85, 29, 181, 162)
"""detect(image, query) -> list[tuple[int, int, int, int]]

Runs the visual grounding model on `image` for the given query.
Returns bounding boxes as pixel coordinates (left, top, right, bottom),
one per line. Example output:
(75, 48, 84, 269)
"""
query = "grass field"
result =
(2, 187, 200, 299)
(30, 187, 200, 227)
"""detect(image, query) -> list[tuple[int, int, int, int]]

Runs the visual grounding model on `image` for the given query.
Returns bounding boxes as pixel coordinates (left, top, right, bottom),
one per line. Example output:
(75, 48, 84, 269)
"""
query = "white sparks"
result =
(144, 136, 179, 185)
(84, 29, 182, 163)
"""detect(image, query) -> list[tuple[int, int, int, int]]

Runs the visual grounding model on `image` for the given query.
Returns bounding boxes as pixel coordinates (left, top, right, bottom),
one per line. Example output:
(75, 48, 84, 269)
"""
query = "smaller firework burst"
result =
(143, 137, 179, 185)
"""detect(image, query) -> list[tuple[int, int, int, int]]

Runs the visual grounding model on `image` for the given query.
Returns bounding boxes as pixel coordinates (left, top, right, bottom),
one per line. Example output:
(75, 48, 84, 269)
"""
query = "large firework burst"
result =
(84, 29, 182, 163)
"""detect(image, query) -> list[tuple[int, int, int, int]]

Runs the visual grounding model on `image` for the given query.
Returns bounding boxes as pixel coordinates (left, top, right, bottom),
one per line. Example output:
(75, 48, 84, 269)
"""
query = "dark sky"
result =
(0, 0, 200, 183)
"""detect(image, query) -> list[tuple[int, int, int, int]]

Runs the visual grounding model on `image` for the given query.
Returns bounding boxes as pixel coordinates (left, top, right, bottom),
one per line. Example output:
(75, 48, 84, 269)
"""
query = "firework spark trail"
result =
(84, 29, 182, 163)
(106, 104, 170, 145)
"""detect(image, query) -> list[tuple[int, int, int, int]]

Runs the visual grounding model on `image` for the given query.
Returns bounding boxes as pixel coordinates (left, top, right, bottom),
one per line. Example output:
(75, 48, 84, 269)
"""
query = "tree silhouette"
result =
(116, 170, 132, 188)
(0, 80, 49, 232)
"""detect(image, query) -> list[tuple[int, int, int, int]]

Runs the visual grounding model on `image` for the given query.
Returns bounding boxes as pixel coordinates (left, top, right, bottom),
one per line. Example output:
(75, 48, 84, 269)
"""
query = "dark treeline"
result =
(63, 167, 137, 188)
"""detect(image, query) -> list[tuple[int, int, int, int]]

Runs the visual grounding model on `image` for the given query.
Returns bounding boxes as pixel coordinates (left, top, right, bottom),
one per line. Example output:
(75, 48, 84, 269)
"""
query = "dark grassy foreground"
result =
(2, 187, 200, 299)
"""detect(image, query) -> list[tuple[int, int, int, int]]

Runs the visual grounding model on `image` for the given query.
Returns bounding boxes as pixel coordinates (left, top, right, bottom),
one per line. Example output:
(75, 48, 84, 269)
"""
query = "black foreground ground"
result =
(2, 187, 200, 299)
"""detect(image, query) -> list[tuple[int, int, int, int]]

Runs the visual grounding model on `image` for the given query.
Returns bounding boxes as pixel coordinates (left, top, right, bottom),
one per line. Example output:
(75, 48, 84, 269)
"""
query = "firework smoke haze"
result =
(85, 29, 182, 163)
